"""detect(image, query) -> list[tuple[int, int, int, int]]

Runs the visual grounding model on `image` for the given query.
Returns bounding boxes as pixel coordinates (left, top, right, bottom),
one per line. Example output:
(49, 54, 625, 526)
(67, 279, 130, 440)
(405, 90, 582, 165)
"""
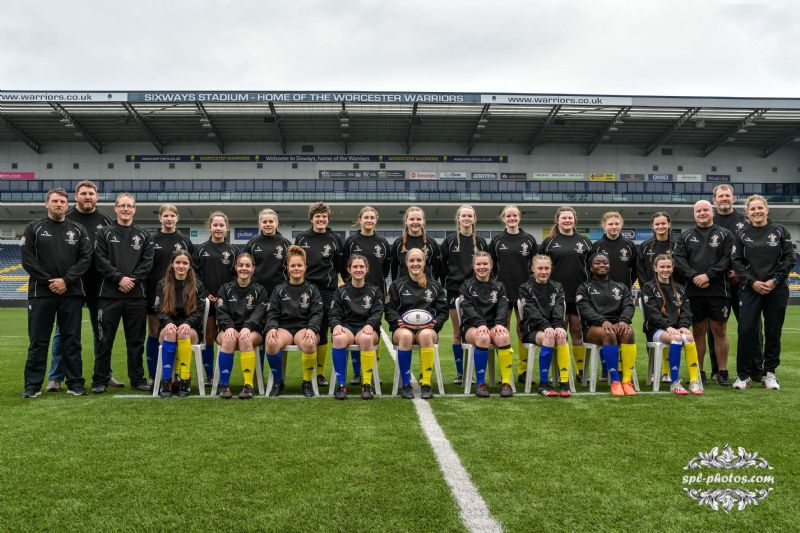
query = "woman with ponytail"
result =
(389, 206, 443, 282)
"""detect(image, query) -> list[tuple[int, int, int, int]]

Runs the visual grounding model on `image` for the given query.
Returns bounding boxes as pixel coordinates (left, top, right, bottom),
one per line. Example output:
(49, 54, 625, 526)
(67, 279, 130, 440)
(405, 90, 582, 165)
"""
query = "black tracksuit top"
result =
(733, 223, 796, 287)
(65, 207, 113, 295)
(295, 228, 345, 292)
(215, 281, 269, 332)
(641, 280, 693, 340)
(155, 278, 206, 331)
(21, 217, 93, 298)
(636, 238, 681, 287)
(244, 232, 292, 293)
(457, 277, 509, 335)
(488, 230, 537, 296)
(518, 279, 567, 336)
(94, 222, 155, 299)
(194, 240, 239, 297)
(329, 282, 385, 330)
(389, 234, 444, 282)
(385, 276, 448, 333)
(342, 232, 391, 294)
(590, 235, 638, 288)
(673, 224, 734, 298)
(147, 231, 195, 298)
(576, 278, 635, 328)
(265, 281, 324, 334)
(440, 233, 489, 293)
(539, 232, 592, 303)
(714, 209, 748, 235)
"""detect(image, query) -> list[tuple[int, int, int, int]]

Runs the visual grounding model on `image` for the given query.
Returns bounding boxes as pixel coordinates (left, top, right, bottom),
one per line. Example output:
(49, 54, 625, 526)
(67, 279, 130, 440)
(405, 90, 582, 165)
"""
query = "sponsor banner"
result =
(439, 171, 467, 179)
(382, 155, 506, 163)
(409, 171, 437, 180)
(234, 228, 259, 241)
(471, 172, 497, 180)
(677, 173, 703, 182)
(126, 154, 506, 164)
(620, 173, 646, 181)
(542, 227, 591, 240)
(0, 171, 35, 180)
(319, 170, 405, 179)
(648, 173, 674, 182)
(483, 94, 633, 106)
(589, 173, 616, 182)
(127, 91, 480, 104)
(706, 174, 731, 182)
(0, 91, 127, 102)
(589, 228, 639, 241)
(500, 172, 527, 180)
(531, 172, 584, 181)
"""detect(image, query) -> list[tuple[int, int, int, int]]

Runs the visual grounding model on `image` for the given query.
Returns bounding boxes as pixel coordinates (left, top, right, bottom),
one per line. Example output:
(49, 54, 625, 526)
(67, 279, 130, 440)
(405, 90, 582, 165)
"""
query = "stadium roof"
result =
(2, 91, 800, 157)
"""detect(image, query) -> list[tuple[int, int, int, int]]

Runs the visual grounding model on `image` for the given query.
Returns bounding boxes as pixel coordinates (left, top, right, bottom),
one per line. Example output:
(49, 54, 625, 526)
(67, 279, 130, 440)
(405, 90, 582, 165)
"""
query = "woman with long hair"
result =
(389, 206, 443, 282)
(636, 211, 680, 286)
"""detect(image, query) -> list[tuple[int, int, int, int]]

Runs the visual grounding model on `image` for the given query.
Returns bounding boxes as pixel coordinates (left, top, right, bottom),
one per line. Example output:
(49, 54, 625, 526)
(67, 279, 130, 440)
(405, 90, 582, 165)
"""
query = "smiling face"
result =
(359, 209, 377, 234)
(406, 249, 425, 277)
(603, 216, 622, 239)
(405, 209, 425, 236)
(160, 209, 178, 232)
(114, 196, 136, 225)
(502, 206, 520, 230)
(472, 254, 492, 281)
(287, 255, 306, 282)
(172, 253, 191, 280)
(655, 258, 674, 282)
(694, 201, 714, 228)
(747, 198, 769, 227)
(209, 216, 227, 242)
(260, 214, 277, 236)
(236, 256, 254, 282)
(652, 215, 671, 239)
(713, 187, 735, 214)
(533, 258, 551, 283)
(74, 186, 97, 214)
(557, 210, 575, 233)
(312, 212, 329, 233)
(348, 258, 368, 282)
(590, 254, 610, 278)
(457, 206, 475, 234)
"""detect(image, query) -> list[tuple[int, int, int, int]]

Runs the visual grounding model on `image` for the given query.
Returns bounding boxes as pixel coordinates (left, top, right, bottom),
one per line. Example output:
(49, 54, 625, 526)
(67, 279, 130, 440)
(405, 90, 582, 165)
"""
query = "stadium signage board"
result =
(439, 171, 467, 179)
(0, 171, 35, 180)
(531, 172, 584, 181)
(471, 172, 498, 180)
(409, 171, 437, 180)
(706, 174, 731, 182)
(589, 173, 616, 181)
(319, 170, 406, 179)
(125, 154, 505, 164)
(648, 173, 674, 182)
(500, 173, 527, 180)
(620, 173, 646, 181)
(234, 228, 259, 240)
(677, 174, 703, 182)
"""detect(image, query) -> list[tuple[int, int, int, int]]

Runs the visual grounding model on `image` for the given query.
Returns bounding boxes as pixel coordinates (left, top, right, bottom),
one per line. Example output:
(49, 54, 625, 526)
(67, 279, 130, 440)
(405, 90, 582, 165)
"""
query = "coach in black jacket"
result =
(21, 188, 93, 397)
(92, 193, 154, 393)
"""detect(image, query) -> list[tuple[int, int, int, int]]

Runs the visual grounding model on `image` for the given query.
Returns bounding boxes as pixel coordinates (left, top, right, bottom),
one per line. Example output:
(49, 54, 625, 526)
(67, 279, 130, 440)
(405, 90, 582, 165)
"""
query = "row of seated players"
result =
(155, 243, 701, 400)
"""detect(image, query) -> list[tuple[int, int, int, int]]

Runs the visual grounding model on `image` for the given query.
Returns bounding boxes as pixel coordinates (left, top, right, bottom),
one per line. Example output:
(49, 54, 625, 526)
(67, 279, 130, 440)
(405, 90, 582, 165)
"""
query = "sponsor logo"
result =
(40, 230, 52, 237)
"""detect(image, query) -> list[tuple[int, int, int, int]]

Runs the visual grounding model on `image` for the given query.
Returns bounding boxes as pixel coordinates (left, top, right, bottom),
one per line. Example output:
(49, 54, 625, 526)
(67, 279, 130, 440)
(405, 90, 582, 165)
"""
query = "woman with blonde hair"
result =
(389, 206, 443, 282)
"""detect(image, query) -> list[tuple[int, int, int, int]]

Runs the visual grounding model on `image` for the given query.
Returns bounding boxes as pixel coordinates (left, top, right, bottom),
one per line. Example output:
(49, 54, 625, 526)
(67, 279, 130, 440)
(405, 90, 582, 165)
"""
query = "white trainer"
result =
(670, 381, 689, 395)
(762, 372, 780, 390)
(688, 380, 704, 395)
(732, 376, 752, 390)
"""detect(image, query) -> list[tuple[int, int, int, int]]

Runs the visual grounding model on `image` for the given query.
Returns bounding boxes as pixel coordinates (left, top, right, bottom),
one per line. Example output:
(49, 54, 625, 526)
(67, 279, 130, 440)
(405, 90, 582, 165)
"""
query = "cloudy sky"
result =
(1, 0, 797, 97)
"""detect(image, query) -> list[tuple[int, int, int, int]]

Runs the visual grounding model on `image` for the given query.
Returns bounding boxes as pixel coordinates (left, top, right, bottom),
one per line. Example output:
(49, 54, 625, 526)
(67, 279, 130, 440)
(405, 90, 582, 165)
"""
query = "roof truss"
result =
(49, 102, 102, 154)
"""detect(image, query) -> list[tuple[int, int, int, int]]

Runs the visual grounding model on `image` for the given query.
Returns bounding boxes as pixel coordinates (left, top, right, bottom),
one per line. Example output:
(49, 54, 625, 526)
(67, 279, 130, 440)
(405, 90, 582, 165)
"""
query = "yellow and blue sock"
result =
(266, 352, 283, 382)
(302, 351, 317, 381)
(517, 339, 528, 375)
(602, 345, 620, 382)
(420, 347, 435, 386)
(240, 351, 255, 387)
(201, 345, 214, 380)
(620, 343, 637, 384)
(351, 350, 362, 375)
(573, 345, 586, 373)
(332, 347, 348, 386)
(557, 344, 570, 383)
(218, 350, 233, 386)
(668, 341, 682, 383)
(685, 341, 699, 383)
(498, 346, 513, 384)
(539, 346, 554, 384)
(146, 335, 159, 378)
(161, 340, 177, 381)
(474, 347, 489, 385)
(453, 344, 464, 375)
(316, 343, 329, 377)
(661, 348, 670, 377)
(398, 349, 412, 386)
(360, 350, 376, 385)
(176, 338, 192, 380)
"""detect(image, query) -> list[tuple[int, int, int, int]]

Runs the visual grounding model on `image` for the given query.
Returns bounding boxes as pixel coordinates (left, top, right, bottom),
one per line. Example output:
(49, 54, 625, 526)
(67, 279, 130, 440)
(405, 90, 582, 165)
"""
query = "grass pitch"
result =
(1, 307, 798, 532)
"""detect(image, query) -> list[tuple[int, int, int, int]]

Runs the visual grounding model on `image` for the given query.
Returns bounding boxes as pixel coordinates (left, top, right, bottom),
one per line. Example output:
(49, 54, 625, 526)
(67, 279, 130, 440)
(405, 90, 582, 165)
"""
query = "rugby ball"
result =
(402, 308, 434, 326)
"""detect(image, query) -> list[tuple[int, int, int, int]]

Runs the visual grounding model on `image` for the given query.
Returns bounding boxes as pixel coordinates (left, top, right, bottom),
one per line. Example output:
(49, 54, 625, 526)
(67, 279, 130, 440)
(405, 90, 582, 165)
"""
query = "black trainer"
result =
(269, 380, 285, 397)
(475, 383, 490, 398)
(576, 370, 584, 384)
(21, 387, 41, 398)
(517, 371, 526, 384)
(538, 383, 558, 397)
(238, 384, 254, 400)
(334, 384, 348, 400)
(178, 379, 191, 397)
(559, 382, 572, 397)
(716, 370, 731, 387)
(302, 380, 315, 397)
(600, 368, 609, 382)
(67, 386, 87, 396)
(400, 384, 414, 400)
(219, 386, 233, 400)
(420, 384, 433, 400)
(159, 380, 172, 398)
(91, 384, 106, 394)
(700, 370, 708, 384)
(500, 383, 514, 398)
(360, 383, 374, 400)
(317, 374, 329, 387)
(133, 381, 152, 392)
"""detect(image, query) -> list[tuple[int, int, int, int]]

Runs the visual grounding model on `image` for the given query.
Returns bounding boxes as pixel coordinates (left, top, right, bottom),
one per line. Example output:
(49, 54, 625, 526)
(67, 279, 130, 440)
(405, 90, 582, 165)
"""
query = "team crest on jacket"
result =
(709, 234, 720, 248)
(221, 251, 231, 264)
(767, 233, 779, 247)
(489, 290, 498, 304)
(299, 293, 310, 308)
(424, 289, 433, 302)
(520, 242, 530, 256)
(575, 242, 585, 253)
(131, 235, 142, 250)
(736, 222, 745, 230)
(245, 294, 254, 309)
(322, 244, 332, 258)
(274, 245, 284, 259)
(65, 230, 77, 245)
(611, 287, 622, 301)
(362, 295, 372, 308)
(174, 243, 183, 252)
(722, 306, 729, 318)
(374, 245, 384, 258)
(620, 248, 629, 262)
(549, 293, 557, 307)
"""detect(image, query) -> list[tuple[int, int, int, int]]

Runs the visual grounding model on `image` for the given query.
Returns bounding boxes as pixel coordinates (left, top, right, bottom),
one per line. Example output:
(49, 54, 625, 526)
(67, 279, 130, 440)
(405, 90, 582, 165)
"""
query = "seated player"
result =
(641, 254, 702, 395)
(385, 248, 448, 400)
(264, 245, 324, 398)
(330, 254, 384, 400)
(155, 251, 205, 398)
(215, 253, 269, 400)
(576, 253, 637, 396)
(458, 251, 513, 398)
(518, 255, 571, 397)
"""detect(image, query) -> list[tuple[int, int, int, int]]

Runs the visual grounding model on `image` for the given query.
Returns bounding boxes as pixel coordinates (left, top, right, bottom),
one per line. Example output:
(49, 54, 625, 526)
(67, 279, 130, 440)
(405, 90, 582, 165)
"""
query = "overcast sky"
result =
(1, 0, 797, 97)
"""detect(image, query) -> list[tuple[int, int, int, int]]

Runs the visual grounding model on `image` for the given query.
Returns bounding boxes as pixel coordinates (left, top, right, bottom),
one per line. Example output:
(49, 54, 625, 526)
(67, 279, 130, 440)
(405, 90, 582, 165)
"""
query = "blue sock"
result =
(202, 345, 214, 379)
(453, 344, 464, 375)
(267, 352, 283, 382)
(601, 359, 608, 374)
(332, 347, 348, 386)
(351, 350, 362, 375)
(669, 342, 682, 383)
(602, 345, 620, 382)
(398, 349, 412, 386)
(218, 351, 234, 386)
(473, 348, 489, 385)
(161, 340, 177, 381)
(146, 336, 159, 378)
(539, 346, 554, 384)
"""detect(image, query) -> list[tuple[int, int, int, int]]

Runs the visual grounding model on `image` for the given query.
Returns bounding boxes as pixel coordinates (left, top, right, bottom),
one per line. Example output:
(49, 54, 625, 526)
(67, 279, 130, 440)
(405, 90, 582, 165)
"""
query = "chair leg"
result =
(525, 344, 535, 394)
(463, 344, 474, 395)
(193, 346, 206, 397)
(152, 346, 164, 397)
(391, 347, 401, 397)
(372, 356, 382, 397)
(328, 355, 338, 396)
(434, 345, 445, 396)
(211, 350, 220, 397)
(254, 348, 265, 397)
(568, 355, 576, 393)
(589, 346, 599, 393)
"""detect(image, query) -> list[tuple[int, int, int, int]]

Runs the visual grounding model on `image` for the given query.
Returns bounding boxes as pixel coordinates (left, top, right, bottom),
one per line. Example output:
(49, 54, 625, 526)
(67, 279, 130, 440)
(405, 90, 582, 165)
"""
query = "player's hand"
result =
(666, 327, 679, 336)
(224, 328, 237, 342)
(602, 321, 615, 335)
(492, 325, 509, 337)
(554, 328, 568, 344)
(477, 325, 490, 337)
(164, 323, 177, 336)
(207, 295, 218, 303)
(616, 322, 632, 336)
(332, 325, 345, 337)
(239, 327, 251, 339)
(48, 278, 67, 294)
(693, 273, 710, 288)
(362, 325, 374, 337)
(751, 281, 770, 295)
(177, 323, 191, 336)
(119, 276, 136, 292)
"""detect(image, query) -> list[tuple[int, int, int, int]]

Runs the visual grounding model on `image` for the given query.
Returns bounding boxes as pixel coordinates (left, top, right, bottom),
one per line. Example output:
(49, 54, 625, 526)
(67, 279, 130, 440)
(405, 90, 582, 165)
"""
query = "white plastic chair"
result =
(327, 344, 382, 397)
(457, 296, 516, 395)
(210, 346, 265, 397)
(585, 342, 640, 393)
(646, 341, 666, 392)
(515, 299, 574, 394)
(390, 344, 445, 396)
(152, 298, 211, 397)
(263, 345, 320, 397)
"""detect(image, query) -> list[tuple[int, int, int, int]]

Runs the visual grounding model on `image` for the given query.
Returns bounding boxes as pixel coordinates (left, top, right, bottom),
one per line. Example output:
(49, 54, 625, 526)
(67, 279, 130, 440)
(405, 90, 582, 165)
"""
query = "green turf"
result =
(1, 306, 797, 531)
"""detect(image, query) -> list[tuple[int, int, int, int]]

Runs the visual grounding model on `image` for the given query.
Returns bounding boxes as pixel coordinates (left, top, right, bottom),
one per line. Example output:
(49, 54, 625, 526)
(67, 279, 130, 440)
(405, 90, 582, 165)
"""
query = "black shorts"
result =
(520, 331, 539, 344)
(690, 296, 730, 323)
(565, 302, 578, 316)
(448, 290, 460, 310)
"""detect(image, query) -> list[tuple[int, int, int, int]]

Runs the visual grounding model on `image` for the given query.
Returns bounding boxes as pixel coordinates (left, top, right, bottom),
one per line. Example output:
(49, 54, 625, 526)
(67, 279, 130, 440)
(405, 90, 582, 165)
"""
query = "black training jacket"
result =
(342, 232, 391, 294)
(244, 232, 292, 294)
(155, 278, 206, 331)
(385, 275, 448, 333)
(389, 234, 444, 282)
(673, 224, 733, 298)
(194, 240, 238, 297)
(329, 282, 384, 330)
(94, 222, 155, 299)
(215, 281, 269, 332)
(457, 277, 509, 336)
(733, 223, 796, 287)
(539, 232, 592, 302)
(591, 235, 638, 288)
(636, 238, 681, 287)
(265, 281, 324, 334)
(576, 278, 635, 328)
(21, 217, 93, 298)
(65, 207, 113, 295)
(641, 279, 692, 340)
(147, 231, 195, 300)
(488, 229, 537, 296)
(518, 279, 567, 336)
(440, 232, 489, 293)
(295, 228, 346, 291)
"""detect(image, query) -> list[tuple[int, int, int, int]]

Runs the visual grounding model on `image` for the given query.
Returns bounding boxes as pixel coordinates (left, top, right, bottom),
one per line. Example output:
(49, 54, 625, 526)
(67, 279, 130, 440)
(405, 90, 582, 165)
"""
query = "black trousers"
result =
(318, 287, 335, 346)
(94, 298, 148, 387)
(707, 284, 764, 375)
(25, 296, 84, 390)
(737, 284, 788, 380)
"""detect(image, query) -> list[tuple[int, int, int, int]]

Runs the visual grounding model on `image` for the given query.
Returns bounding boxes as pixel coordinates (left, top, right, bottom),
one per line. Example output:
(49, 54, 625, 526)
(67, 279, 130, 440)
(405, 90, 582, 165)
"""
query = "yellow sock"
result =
(661, 346, 670, 376)
(573, 345, 586, 372)
(302, 352, 317, 381)
(176, 338, 192, 380)
(420, 347, 435, 386)
(240, 350, 256, 387)
(517, 339, 528, 375)
(621, 343, 637, 383)
(361, 350, 376, 386)
(316, 343, 328, 376)
(498, 347, 513, 384)
(557, 344, 571, 383)
(684, 342, 699, 382)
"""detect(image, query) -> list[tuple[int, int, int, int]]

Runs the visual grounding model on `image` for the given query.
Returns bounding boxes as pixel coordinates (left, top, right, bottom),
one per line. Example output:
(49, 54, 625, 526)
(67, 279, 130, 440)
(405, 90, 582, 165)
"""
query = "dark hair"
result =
(75, 180, 98, 193)
(549, 206, 577, 239)
(308, 201, 331, 221)
(652, 254, 682, 317)
(160, 250, 198, 317)
(347, 253, 369, 271)
(46, 188, 69, 201)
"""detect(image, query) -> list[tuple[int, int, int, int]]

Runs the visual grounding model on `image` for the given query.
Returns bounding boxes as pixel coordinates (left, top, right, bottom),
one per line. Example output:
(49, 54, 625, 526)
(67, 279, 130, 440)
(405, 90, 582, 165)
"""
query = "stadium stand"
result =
(0, 245, 25, 300)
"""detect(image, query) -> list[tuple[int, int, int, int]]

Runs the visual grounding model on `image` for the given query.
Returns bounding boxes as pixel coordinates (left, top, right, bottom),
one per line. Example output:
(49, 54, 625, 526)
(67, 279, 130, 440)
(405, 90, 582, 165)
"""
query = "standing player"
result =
(193, 211, 238, 384)
(295, 202, 346, 388)
(46, 180, 120, 392)
(441, 205, 488, 384)
(342, 206, 390, 384)
(732, 195, 796, 390)
(488, 205, 537, 384)
(21, 188, 93, 397)
(390, 206, 444, 282)
(92, 193, 155, 393)
(244, 208, 292, 296)
(636, 212, 680, 287)
(539, 206, 592, 382)
(673, 200, 734, 387)
(145, 204, 194, 386)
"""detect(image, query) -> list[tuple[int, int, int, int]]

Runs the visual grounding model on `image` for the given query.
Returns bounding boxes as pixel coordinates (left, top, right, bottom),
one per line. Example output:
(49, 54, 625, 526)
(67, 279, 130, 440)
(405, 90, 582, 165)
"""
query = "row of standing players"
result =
(22, 183, 795, 399)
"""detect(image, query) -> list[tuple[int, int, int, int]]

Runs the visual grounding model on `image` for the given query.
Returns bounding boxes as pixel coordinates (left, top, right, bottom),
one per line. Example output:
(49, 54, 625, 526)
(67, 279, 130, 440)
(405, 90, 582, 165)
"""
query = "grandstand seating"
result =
(0, 245, 25, 301)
